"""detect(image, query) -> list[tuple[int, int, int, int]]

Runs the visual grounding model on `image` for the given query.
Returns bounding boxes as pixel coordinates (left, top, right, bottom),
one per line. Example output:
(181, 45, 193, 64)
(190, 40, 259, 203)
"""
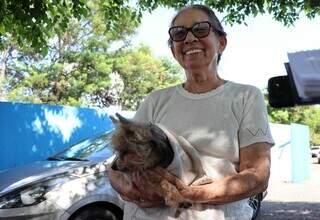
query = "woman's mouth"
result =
(185, 49, 203, 55)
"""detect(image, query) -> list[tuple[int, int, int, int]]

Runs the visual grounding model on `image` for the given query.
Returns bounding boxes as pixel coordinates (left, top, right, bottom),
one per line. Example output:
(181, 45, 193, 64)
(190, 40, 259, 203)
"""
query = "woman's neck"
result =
(183, 69, 225, 94)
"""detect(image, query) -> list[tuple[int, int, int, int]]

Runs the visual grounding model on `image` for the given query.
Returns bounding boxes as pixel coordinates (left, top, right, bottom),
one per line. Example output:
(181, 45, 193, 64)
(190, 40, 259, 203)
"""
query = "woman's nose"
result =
(184, 30, 198, 44)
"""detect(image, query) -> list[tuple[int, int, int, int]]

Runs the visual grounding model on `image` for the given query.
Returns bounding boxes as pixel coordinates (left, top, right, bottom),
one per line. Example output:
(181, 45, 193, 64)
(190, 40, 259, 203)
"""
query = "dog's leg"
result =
(146, 171, 192, 209)
(159, 179, 191, 208)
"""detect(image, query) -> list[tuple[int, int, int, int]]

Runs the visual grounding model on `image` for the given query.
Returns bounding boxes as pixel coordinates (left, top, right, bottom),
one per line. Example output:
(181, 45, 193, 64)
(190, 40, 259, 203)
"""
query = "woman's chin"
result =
(184, 62, 207, 71)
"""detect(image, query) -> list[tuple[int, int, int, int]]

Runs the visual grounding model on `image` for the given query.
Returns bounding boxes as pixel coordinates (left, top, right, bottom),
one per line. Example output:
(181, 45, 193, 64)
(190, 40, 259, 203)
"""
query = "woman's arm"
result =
(156, 142, 272, 205)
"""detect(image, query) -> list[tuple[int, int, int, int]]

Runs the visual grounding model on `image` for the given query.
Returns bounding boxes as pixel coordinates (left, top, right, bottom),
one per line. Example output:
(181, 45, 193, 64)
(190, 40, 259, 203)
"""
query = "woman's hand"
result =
(154, 167, 196, 201)
(107, 169, 164, 208)
(131, 171, 165, 207)
(155, 142, 272, 205)
(154, 143, 271, 205)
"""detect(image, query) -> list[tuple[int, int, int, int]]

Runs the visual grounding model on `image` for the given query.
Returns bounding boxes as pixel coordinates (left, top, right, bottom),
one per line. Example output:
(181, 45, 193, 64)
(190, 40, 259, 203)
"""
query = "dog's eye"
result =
(119, 149, 129, 159)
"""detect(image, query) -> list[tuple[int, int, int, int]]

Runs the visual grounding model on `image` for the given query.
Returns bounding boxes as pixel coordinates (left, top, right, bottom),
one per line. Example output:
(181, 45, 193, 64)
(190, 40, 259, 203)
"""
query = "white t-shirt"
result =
(132, 81, 274, 219)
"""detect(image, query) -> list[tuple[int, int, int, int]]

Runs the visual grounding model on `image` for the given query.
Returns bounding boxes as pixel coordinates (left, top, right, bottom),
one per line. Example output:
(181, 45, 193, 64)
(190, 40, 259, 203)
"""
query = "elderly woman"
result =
(108, 4, 274, 220)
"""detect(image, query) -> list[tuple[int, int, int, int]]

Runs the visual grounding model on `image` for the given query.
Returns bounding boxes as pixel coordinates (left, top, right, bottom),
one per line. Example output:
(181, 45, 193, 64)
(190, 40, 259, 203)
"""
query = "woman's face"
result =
(170, 9, 226, 72)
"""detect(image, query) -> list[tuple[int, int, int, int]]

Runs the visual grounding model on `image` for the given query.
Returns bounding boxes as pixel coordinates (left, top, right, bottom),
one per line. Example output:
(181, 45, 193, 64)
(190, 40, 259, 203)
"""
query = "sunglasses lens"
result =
(192, 22, 210, 38)
(169, 22, 212, 42)
(169, 27, 187, 41)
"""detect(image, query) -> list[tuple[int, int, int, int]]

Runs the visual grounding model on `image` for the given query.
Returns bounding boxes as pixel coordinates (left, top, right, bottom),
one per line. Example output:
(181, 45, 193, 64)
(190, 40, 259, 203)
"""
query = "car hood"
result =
(0, 159, 110, 195)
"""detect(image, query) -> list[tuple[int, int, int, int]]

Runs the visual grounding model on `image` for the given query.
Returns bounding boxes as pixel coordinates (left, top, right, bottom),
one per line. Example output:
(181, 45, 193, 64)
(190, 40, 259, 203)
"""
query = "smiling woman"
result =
(108, 4, 274, 220)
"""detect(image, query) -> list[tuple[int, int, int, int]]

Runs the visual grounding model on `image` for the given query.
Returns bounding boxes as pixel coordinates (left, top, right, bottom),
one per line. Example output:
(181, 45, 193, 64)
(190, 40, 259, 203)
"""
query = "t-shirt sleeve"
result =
(133, 94, 155, 123)
(238, 87, 275, 148)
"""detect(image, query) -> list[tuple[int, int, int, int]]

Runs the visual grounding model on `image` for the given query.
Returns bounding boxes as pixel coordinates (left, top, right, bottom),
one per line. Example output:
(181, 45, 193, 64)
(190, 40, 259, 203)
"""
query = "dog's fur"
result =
(110, 113, 192, 213)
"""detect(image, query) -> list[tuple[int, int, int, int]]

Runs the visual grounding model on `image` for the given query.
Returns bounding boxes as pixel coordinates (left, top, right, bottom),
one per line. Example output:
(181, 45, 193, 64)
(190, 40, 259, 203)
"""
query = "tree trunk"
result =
(0, 47, 11, 101)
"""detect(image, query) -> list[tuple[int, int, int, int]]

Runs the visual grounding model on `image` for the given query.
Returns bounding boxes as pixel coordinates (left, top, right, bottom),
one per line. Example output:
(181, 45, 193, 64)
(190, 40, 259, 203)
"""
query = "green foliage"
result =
(0, 0, 89, 54)
(5, 44, 182, 109)
(267, 103, 320, 146)
(0, 0, 140, 54)
(1, 0, 183, 111)
(1, 0, 320, 53)
(137, 0, 320, 26)
(114, 45, 183, 110)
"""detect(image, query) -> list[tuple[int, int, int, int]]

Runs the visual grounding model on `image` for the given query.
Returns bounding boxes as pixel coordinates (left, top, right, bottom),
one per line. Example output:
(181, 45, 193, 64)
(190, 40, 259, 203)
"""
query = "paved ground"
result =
(257, 159, 320, 219)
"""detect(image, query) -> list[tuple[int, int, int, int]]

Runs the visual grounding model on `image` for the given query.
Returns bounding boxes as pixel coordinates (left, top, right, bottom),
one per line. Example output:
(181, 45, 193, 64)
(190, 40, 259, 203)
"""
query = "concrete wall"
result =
(0, 101, 311, 183)
(0, 101, 114, 171)
(270, 123, 310, 183)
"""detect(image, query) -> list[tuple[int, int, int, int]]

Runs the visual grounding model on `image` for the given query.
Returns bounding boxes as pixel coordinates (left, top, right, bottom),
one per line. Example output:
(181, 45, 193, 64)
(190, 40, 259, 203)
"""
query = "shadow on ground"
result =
(258, 201, 320, 220)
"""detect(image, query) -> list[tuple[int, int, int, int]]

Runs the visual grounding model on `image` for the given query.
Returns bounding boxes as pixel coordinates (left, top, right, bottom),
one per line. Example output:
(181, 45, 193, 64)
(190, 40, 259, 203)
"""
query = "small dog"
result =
(110, 113, 192, 215)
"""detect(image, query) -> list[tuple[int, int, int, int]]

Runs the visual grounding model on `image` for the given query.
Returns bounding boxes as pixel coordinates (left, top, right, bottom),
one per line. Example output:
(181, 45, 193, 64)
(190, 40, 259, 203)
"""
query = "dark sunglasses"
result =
(168, 21, 213, 42)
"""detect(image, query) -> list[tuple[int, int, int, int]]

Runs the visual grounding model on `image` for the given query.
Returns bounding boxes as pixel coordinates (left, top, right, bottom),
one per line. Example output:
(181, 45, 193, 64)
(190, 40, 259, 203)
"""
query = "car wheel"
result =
(248, 193, 263, 220)
(318, 157, 320, 164)
(70, 205, 123, 220)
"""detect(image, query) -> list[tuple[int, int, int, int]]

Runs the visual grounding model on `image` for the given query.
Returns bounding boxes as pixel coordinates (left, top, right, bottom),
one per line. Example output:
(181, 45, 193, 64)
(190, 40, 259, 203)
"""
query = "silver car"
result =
(0, 131, 124, 220)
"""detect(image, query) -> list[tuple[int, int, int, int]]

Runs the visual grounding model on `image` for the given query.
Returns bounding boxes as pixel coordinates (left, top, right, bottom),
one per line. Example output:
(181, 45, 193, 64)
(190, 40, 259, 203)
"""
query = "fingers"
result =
(132, 172, 163, 202)
(126, 174, 163, 208)
(154, 167, 186, 191)
(132, 172, 144, 192)
(136, 199, 165, 208)
(108, 169, 128, 193)
(109, 169, 166, 208)
(108, 170, 142, 202)
(108, 169, 132, 185)
(132, 172, 143, 185)
(121, 194, 153, 208)
(154, 167, 175, 181)
(121, 195, 133, 202)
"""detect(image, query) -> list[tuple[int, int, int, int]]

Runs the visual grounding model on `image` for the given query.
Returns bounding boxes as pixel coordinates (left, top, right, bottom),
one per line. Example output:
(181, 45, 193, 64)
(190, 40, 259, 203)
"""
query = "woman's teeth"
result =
(185, 49, 202, 55)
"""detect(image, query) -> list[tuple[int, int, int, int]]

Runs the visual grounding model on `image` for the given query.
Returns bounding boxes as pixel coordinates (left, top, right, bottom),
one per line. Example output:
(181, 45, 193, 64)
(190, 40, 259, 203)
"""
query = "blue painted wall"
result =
(0, 101, 114, 171)
(270, 123, 310, 183)
(290, 123, 310, 183)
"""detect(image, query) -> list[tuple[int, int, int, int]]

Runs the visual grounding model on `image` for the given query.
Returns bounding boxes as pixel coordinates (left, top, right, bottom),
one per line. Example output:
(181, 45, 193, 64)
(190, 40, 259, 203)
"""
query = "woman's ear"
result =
(218, 36, 227, 54)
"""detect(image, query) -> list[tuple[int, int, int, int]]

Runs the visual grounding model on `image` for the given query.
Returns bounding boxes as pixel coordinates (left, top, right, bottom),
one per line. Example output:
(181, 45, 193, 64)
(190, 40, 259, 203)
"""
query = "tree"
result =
(2, 0, 184, 110)
(267, 104, 320, 146)
(5, 43, 182, 109)
(114, 46, 182, 110)
(3, 0, 138, 105)
(0, 0, 141, 54)
(139, 0, 320, 25)
(0, 0, 88, 54)
(1, 0, 319, 53)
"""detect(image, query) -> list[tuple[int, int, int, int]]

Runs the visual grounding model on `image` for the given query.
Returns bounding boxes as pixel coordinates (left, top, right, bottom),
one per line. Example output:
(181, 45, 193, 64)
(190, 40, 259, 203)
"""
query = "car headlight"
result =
(0, 185, 48, 209)
(0, 174, 72, 209)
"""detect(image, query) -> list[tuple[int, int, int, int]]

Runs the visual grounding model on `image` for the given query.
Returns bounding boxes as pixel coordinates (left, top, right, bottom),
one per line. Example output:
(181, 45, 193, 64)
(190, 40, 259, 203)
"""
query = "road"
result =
(257, 159, 320, 220)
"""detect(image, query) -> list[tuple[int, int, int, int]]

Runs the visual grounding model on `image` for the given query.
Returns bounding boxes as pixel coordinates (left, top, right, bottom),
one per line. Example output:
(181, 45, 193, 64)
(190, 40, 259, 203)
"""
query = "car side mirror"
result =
(268, 63, 320, 108)
(268, 75, 295, 108)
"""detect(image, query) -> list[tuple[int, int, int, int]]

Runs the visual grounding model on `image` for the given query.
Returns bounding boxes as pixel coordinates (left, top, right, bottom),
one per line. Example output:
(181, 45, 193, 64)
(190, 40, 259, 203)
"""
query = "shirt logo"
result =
(246, 125, 269, 137)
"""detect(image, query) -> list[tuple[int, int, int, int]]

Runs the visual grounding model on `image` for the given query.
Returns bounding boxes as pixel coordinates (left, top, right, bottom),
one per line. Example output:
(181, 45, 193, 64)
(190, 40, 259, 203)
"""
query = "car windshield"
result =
(50, 131, 114, 161)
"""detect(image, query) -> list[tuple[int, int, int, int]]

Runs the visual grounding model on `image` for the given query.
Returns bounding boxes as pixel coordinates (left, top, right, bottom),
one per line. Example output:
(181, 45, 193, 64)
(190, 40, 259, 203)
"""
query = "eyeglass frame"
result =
(168, 21, 225, 43)
(167, 21, 226, 48)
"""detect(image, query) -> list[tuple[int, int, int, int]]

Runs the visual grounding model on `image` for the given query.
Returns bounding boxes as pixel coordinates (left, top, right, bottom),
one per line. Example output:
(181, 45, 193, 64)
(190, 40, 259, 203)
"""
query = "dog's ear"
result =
(115, 113, 132, 125)
(110, 115, 119, 126)
(149, 123, 174, 168)
(150, 123, 167, 141)
(111, 113, 144, 140)
(110, 113, 133, 127)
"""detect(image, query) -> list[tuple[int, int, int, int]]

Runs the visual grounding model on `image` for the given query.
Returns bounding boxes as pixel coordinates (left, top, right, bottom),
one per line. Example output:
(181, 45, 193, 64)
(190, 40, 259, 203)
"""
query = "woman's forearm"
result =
(187, 168, 269, 204)
(187, 143, 271, 204)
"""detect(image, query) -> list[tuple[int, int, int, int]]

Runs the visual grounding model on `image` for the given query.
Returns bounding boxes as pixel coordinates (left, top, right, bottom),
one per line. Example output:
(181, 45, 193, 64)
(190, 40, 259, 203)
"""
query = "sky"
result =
(132, 7, 320, 90)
